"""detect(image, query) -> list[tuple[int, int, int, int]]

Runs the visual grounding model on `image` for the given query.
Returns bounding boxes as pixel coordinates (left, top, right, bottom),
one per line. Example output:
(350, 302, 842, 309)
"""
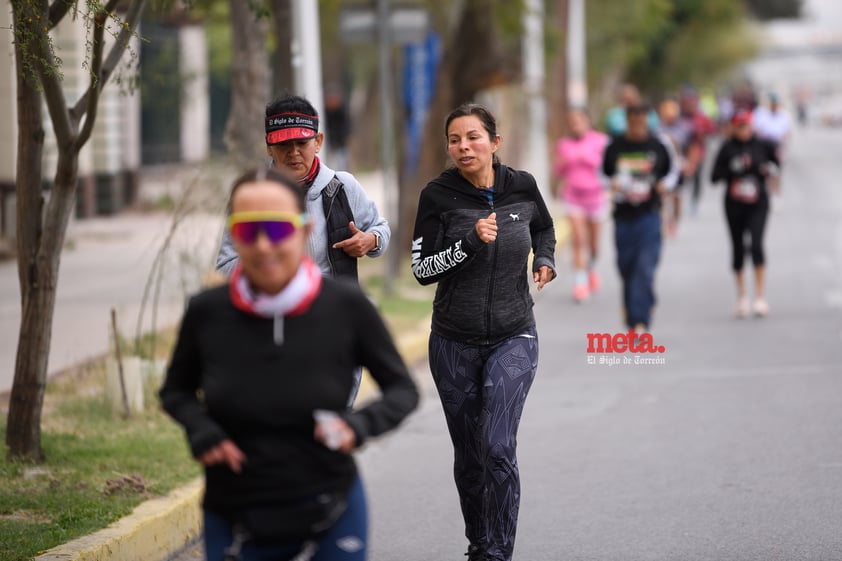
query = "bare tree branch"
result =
(48, 0, 75, 28)
(75, 8, 107, 150)
(71, 0, 148, 120)
(23, 3, 74, 150)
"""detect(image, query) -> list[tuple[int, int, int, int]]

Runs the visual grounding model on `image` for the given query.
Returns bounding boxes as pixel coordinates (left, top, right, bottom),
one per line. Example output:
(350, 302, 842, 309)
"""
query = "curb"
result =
(34, 479, 203, 561)
(33, 322, 432, 561)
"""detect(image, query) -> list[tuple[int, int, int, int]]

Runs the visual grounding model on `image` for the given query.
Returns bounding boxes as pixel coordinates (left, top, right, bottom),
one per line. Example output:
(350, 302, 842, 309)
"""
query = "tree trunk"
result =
(547, 0, 570, 152)
(225, 0, 271, 168)
(8, 266, 56, 461)
(7, 0, 147, 461)
(397, 0, 505, 254)
(6, 21, 47, 460)
(270, 0, 294, 93)
(448, 0, 507, 105)
(351, 71, 381, 171)
(8, 150, 80, 461)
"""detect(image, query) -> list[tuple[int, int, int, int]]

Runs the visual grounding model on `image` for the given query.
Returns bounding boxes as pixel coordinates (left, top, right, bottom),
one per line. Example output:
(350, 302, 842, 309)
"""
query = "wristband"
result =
(369, 232, 381, 253)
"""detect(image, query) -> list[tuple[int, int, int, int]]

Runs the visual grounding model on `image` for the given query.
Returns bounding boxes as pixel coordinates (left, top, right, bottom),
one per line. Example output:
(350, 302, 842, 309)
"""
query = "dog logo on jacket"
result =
(509, 213, 520, 222)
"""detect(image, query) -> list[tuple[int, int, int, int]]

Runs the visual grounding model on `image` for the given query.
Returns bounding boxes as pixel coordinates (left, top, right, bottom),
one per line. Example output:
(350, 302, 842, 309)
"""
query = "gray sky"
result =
(802, 0, 842, 27)
(763, 0, 842, 47)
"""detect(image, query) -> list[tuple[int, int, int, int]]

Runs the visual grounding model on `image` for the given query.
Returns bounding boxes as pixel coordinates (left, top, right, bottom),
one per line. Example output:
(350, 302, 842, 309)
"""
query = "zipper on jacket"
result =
(485, 189, 496, 343)
(324, 192, 338, 277)
(273, 315, 284, 345)
(486, 236, 499, 344)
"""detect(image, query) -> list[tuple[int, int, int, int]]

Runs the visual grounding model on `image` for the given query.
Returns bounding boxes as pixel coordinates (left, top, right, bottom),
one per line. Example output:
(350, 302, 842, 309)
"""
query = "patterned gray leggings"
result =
(428, 328, 539, 561)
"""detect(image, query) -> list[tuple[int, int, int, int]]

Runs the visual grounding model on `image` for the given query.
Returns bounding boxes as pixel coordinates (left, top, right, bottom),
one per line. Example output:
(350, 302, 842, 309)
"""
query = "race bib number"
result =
(729, 178, 759, 203)
(729, 155, 746, 173)
(626, 179, 652, 204)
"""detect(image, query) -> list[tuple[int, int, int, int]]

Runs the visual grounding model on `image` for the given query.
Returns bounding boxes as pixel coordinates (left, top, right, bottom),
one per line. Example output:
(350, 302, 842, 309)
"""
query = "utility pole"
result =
(567, 0, 587, 108)
(377, 0, 398, 295)
(291, 0, 326, 154)
(523, 0, 550, 200)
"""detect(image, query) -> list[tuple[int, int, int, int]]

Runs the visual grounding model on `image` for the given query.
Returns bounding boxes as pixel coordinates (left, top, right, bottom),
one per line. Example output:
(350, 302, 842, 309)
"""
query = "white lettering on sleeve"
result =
(411, 237, 468, 279)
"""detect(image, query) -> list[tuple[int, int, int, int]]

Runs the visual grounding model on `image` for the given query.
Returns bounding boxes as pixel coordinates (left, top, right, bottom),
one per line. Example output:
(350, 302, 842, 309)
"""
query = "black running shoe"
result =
(465, 544, 485, 561)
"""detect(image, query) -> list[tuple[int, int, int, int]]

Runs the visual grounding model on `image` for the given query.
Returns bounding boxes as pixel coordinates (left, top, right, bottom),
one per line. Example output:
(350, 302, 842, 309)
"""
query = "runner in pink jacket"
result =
(553, 109, 609, 302)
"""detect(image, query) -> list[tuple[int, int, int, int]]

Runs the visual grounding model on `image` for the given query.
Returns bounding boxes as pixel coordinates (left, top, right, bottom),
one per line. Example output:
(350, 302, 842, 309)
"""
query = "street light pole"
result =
(523, 0, 550, 201)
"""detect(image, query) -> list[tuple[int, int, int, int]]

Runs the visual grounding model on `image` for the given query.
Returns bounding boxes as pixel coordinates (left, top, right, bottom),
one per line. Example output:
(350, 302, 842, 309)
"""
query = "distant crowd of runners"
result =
(553, 81, 792, 325)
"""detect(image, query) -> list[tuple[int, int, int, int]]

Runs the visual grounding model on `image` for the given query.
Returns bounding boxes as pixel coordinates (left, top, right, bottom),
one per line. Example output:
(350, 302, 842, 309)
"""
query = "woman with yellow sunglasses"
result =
(160, 168, 418, 561)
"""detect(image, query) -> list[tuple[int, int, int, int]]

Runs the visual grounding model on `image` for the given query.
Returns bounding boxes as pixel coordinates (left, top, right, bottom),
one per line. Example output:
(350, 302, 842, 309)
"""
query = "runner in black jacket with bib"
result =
(710, 109, 780, 318)
(602, 104, 673, 333)
(411, 103, 555, 561)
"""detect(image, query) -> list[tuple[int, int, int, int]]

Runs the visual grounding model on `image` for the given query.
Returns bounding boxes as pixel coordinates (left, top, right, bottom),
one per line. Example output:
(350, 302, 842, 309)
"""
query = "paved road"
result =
(169, 125, 841, 561)
(360, 126, 842, 561)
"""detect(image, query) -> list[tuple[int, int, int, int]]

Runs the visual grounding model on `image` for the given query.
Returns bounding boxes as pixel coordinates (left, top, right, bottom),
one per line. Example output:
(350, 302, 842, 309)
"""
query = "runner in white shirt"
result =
(752, 93, 792, 147)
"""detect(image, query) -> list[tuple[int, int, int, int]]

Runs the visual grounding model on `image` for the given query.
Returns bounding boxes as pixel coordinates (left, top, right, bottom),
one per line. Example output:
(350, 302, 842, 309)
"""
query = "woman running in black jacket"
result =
(411, 103, 556, 561)
(711, 109, 781, 317)
(160, 168, 418, 561)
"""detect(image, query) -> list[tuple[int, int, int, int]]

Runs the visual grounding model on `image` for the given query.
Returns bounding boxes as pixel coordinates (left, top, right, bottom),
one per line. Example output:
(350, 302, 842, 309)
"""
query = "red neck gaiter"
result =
(300, 156, 321, 187)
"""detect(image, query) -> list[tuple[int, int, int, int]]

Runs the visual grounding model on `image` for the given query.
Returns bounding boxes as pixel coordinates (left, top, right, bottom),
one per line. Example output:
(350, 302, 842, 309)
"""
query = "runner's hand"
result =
(769, 176, 781, 196)
(314, 417, 357, 454)
(533, 266, 554, 291)
(333, 221, 377, 257)
(476, 212, 497, 244)
(198, 439, 246, 473)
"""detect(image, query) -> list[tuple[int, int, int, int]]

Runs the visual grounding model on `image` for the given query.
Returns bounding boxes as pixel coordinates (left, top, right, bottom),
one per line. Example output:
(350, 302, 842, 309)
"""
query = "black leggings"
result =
(725, 199, 769, 271)
(690, 167, 703, 205)
(428, 329, 539, 561)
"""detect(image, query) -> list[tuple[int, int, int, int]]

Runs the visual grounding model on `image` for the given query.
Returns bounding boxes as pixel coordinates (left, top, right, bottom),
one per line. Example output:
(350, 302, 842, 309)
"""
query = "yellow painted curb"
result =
(352, 314, 431, 404)
(34, 478, 203, 561)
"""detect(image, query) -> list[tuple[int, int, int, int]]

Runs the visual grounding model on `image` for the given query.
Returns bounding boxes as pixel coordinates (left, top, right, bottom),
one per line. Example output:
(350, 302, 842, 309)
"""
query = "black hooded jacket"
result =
(710, 135, 780, 206)
(411, 163, 556, 345)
